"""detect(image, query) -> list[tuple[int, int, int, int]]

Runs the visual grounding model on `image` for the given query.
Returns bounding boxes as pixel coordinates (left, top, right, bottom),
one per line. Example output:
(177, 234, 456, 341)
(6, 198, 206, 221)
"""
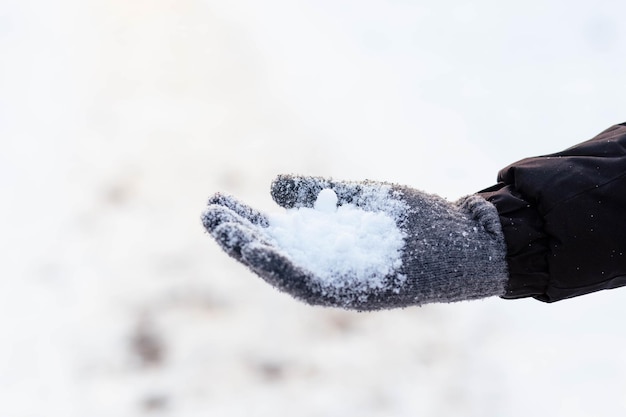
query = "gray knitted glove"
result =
(202, 175, 509, 311)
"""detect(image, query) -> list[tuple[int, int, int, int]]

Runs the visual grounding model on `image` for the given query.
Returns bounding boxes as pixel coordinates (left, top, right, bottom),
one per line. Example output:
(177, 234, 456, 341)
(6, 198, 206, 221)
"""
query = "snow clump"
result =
(264, 188, 406, 293)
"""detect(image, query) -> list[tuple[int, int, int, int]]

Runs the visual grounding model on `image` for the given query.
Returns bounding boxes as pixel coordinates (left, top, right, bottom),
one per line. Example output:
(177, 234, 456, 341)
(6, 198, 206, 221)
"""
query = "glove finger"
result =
(202, 204, 247, 233)
(270, 175, 331, 208)
(270, 174, 385, 208)
(210, 221, 267, 262)
(206, 193, 268, 226)
(271, 174, 406, 215)
(240, 242, 336, 306)
(242, 243, 376, 309)
(208, 214, 322, 302)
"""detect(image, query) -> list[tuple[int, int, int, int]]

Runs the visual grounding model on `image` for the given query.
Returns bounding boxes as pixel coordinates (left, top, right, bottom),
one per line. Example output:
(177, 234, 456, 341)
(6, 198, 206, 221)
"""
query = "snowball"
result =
(313, 188, 338, 212)
(264, 188, 406, 294)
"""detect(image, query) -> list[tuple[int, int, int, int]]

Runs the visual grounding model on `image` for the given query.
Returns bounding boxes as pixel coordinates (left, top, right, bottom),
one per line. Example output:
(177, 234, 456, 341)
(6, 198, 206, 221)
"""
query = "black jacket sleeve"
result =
(478, 123, 626, 302)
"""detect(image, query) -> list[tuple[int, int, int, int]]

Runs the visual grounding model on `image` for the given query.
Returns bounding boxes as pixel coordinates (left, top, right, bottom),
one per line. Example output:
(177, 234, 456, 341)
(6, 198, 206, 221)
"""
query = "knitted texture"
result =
(202, 175, 509, 310)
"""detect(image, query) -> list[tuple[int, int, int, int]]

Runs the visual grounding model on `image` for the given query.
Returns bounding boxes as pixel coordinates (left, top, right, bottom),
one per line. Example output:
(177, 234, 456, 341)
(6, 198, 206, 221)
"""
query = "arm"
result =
(202, 123, 626, 309)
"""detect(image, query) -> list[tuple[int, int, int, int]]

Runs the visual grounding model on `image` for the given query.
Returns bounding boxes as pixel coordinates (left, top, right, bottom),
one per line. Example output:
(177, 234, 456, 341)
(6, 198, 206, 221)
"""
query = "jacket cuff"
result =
(478, 184, 551, 300)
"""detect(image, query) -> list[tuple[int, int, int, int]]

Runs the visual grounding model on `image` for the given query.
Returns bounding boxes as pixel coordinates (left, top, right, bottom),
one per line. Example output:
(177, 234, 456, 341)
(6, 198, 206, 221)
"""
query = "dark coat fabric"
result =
(479, 123, 626, 302)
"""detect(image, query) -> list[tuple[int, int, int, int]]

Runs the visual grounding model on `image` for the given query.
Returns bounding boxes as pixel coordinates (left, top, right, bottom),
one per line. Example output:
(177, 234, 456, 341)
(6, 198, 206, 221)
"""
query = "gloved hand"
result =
(202, 175, 509, 310)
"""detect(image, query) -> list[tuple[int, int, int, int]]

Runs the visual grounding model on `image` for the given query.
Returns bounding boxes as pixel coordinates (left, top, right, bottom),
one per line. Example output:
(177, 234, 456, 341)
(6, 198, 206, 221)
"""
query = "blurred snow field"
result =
(2, 0, 626, 416)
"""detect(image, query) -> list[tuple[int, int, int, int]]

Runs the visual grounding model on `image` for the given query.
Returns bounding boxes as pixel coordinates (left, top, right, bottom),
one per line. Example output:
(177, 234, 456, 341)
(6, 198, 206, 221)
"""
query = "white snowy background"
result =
(2, 1, 626, 416)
